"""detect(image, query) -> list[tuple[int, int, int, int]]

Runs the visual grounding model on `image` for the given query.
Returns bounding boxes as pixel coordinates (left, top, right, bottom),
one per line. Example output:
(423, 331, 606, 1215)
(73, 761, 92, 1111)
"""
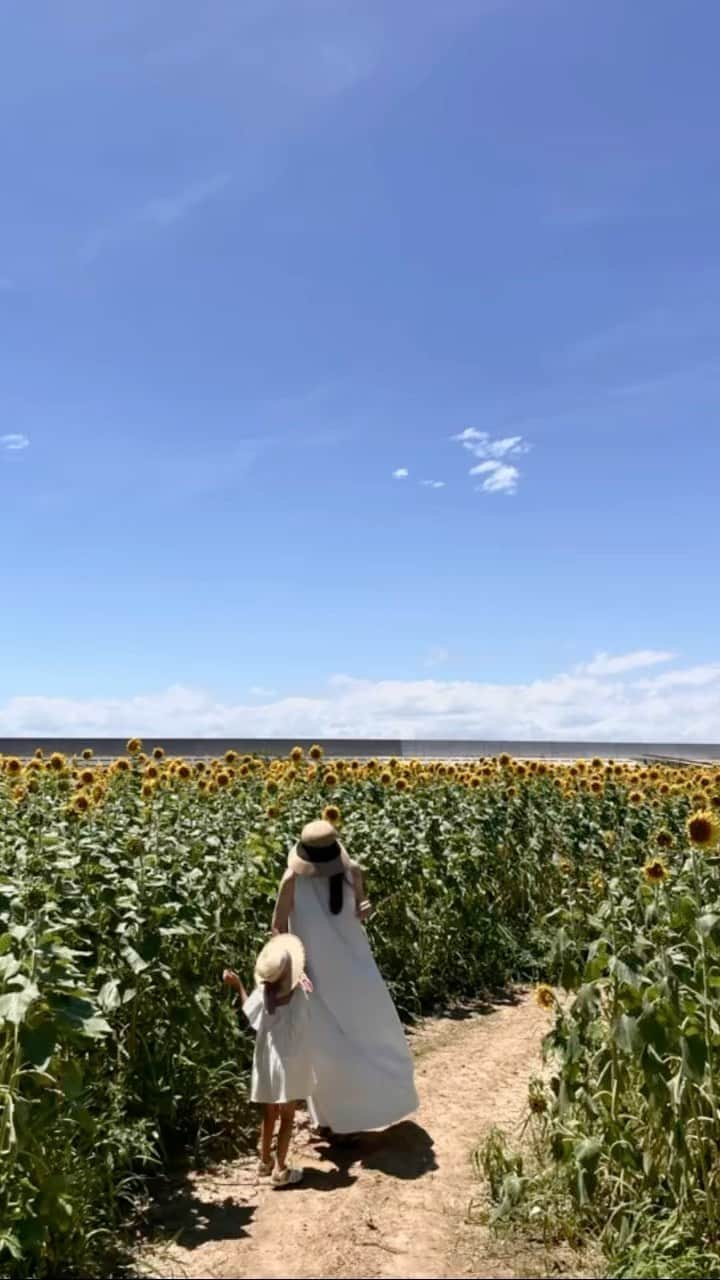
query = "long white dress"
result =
(243, 985, 315, 1104)
(289, 874, 419, 1133)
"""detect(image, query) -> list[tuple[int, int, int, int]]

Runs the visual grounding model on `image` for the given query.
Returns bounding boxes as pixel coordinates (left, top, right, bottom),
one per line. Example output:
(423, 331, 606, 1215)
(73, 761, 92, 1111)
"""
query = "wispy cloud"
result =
(452, 429, 531, 495)
(3, 650, 716, 740)
(82, 173, 231, 262)
(1, 433, 30, 452)
(392, 468, 409, 479)
(471, 461, 519, 494)
(142, 174, 231, 227)
(579, 650, 675, 677)
(420, 479, 446, 489)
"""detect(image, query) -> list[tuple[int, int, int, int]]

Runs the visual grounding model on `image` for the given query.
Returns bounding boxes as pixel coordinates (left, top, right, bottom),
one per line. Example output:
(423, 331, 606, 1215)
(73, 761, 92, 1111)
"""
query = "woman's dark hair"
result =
(329, 872, 344, 915)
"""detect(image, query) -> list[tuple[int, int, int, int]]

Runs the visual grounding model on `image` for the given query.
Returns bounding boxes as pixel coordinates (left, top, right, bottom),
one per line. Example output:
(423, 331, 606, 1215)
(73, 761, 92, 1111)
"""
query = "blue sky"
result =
(1, 0, 719, 739)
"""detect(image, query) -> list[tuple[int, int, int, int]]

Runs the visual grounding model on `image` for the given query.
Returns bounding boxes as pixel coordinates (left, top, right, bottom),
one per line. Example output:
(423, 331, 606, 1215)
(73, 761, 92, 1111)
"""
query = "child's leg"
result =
(260, 1104, 279, 1165)
(275, 1102, 297, 1172)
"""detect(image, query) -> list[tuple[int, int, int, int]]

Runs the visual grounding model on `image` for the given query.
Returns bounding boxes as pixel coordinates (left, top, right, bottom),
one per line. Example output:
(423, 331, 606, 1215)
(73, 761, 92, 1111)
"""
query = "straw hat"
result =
(288, 819, 353, 878)
(254, 933, 305, 995)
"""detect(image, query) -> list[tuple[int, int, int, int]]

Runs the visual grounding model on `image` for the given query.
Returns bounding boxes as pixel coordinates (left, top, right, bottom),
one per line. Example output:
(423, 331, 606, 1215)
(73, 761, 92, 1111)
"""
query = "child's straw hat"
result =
(254, 933, 305, 995)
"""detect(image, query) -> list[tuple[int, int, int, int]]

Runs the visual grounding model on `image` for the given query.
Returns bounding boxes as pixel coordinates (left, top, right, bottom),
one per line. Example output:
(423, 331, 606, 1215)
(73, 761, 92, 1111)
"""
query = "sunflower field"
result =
(1, 742, 719, 1277)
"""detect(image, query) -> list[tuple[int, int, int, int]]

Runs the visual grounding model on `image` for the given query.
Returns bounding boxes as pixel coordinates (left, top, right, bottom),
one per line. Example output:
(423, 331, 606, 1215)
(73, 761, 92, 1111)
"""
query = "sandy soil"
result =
(141, 993, 586, 1280)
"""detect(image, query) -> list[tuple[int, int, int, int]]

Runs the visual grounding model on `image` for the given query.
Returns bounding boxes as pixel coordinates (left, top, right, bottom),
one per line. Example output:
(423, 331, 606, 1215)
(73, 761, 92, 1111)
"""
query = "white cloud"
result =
(452, 429, 531, 494)
(392, 468, 409, 479)
(420, 479, 446, 488)
(82, 174, 231, 261)
(249, 685, 278, 698)
(471, 461, 519, 494)
(142, 174, 231, 227)
(1, 433, 30, 452)
(2, 651, 718, 740)
(579, 650, 675, 677)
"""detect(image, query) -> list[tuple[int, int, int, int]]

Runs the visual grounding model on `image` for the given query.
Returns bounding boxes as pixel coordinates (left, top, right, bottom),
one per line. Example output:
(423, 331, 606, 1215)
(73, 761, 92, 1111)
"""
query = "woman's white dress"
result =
(243, 985, 315, 1104)
(290, 874, 419, 1133)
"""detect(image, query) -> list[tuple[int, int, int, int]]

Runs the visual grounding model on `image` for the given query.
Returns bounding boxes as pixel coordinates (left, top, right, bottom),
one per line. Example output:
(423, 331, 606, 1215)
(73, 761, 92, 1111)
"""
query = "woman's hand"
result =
(300, 972, 314, 993)
(222, 968, 242, 992)
(356, 899, 373, 922)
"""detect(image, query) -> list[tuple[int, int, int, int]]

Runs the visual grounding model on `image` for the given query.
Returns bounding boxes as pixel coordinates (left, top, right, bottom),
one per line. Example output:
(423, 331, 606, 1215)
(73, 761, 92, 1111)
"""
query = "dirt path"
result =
(144, 993, 566, 1280)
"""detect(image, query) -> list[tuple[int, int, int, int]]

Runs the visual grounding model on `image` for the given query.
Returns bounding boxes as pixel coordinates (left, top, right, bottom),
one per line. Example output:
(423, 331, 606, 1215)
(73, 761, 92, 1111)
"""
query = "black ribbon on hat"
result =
(298, 840, 341, 864)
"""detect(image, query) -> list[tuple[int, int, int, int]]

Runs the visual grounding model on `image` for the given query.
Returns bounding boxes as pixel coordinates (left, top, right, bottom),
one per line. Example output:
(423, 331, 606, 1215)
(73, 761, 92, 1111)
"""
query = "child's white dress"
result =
(242, 986, 315, 1104)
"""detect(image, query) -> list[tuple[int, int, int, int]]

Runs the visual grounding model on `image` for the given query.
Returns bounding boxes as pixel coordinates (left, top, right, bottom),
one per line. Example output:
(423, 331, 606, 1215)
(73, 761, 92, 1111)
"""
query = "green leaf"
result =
(0, 1231, 23, 1261)
(575, 1136, 602, 1170)
(681, 1034, 707, 1082)
(613, 1013, 641, 1054)
(60, 1059, 84, 1100)
(698, 913, 720, 938)
(0, 982, 39, 1026)
(97, 979, 121, 1012)
(20, 1021, 56, 1069)
(0, 953, 20, 980)
(121, 942, 149, 974)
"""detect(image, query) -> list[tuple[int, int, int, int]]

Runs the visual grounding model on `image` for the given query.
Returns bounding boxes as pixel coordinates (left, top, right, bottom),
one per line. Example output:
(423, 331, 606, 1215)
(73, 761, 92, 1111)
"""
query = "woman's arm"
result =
(271, 871, 295, 934)
(351, 865, 373, 922)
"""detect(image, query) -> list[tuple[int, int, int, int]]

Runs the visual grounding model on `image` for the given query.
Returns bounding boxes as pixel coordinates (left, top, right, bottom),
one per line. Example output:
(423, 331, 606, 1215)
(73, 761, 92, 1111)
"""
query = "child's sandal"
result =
(272, 1166, 303, 1187)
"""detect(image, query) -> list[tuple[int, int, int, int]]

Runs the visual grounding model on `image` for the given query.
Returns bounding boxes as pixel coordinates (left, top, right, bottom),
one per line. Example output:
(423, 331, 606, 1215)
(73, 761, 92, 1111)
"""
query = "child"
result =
(223, 933, 313, 1187)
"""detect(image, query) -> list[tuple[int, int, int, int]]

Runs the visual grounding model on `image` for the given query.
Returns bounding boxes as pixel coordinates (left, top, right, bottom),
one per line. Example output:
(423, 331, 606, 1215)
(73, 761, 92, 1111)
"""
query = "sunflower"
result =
(711, 794, 720, 810)
(141, 781, 156, 800)
(592, 757, 604, 769)
(217, 771, 230, 788)
(49, 752, 66, 772)
(80, 768, 95, 786)
(225, 750, 239, 766)
(324, 772, 338, 787)
(590, 780, 602, 794)
(178, 763, 192, 780)
(82, 747, 93, 760)
(629, 790, 642, 805)
(687, 811, 720, 850)
(152, 746, 165, 760)
(267, 805, 279, 819)
(396, 777, 409, 792)
(643, 858, 668, 884)
(655, 829, 673, 849)
(92, 784, 104, 802)
(534, 984, 555, 1010)
(591, 872, 605, 896)
(34, 747, 44, 759)
(4, 757, 22, 776)
(499, 753, 511, 767)
(309, 744, 324, 762)
(323, 804, 341, 825)
(72, 792, 90, 814)
(240, 764, 250, 777)
(290, 746, 304, 763)
(113, 757, 131, 773)
(380, 770, 392, 785)
(127, 738, 143, 755)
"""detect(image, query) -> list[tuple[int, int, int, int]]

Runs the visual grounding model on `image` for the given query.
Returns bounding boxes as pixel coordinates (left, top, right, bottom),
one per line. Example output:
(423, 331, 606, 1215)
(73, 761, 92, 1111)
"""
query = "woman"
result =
(272, 819, 418, 1135)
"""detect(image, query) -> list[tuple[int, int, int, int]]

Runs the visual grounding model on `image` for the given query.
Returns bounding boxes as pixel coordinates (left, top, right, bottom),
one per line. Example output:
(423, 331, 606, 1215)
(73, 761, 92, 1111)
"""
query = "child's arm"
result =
(222, 969, 249, 1004)
(271, 870, 295, 934)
